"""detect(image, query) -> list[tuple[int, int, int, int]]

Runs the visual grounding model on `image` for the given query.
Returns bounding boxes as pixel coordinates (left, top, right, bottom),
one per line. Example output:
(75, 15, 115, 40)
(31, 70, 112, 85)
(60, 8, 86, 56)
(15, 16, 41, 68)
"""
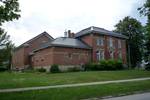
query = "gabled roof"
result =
(34, 37, 91, 52)
(15, 31, 54, 50)
(75, 26, 128, 39)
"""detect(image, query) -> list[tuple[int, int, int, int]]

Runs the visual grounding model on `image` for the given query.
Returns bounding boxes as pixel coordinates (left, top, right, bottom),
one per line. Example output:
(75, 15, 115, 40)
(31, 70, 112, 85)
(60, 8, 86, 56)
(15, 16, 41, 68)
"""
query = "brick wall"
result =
(12, 47, 25, 69)
(24, 35, 51, 66)
(31, 47, 91, 67)
(81, 33, 127, 64)
(12, 34, 52, 69)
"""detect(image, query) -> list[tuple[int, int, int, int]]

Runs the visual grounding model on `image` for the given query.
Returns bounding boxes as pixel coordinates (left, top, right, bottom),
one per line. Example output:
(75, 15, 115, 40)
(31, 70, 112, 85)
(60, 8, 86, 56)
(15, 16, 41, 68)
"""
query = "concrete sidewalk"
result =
(0, 77, 150, 93)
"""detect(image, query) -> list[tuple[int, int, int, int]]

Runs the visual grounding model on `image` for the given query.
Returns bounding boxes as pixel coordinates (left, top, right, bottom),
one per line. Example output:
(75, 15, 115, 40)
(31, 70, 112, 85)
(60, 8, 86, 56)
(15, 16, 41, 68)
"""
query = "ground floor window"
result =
(96, 50, 104, 61)
(118, 51, 122, 59)
(109, 50, 114, 59)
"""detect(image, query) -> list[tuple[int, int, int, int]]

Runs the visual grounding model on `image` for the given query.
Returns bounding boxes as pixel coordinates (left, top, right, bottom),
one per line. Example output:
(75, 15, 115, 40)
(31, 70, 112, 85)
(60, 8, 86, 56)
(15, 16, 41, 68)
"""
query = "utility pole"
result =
(128, 41, 131, 68)
(128, 24, 132, 68)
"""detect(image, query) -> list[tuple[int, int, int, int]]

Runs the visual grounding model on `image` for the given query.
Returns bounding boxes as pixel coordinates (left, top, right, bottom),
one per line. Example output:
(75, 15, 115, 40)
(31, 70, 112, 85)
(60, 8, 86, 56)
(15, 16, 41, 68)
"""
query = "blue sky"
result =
(3, 0, 147, 46)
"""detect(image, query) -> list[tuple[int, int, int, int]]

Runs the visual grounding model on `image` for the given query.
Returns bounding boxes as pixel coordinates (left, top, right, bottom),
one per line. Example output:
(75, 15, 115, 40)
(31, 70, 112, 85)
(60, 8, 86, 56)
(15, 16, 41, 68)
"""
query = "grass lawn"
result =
(0, 70, 150, 89)
(0, 80, 150, 100)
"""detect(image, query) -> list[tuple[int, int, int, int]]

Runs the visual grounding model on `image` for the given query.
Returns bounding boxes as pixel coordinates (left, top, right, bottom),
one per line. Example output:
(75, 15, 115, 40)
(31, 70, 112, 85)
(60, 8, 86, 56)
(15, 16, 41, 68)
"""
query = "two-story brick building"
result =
(12, 26, 128, 71)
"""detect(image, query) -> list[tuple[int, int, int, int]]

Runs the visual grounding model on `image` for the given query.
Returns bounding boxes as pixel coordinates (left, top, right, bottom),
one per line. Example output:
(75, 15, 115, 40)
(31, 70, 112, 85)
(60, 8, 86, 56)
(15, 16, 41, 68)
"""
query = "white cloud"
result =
(3, 0, 146, 46)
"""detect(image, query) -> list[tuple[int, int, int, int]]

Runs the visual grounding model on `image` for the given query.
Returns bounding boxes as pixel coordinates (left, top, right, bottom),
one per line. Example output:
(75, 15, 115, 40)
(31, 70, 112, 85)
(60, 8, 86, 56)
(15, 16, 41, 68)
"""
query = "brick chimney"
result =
(68, 30, 75, 38)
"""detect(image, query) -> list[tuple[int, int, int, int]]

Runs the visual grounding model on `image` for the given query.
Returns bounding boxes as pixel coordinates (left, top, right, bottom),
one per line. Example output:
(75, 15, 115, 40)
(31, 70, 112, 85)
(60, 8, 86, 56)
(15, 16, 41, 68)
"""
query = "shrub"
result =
(50, 64, 60, 73)
(84, 63, 93, 71)
(107, 59, 116, 70)
(85, 59, 124, 71)
(0, 67, 7, 72)
(99, 60, 108, 70)
(145, 63, 150, 71)
(115, 60, 123, 70)
(84, 63, 99, 71)
(99, 59, 123, 70)
(37, 68, 46, 72)
(68, 67, 81, 72)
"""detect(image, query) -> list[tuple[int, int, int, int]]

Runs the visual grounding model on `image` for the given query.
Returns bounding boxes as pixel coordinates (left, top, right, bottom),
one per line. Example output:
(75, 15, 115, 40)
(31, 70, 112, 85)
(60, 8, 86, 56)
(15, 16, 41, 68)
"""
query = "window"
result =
(96, 37, 104, 46)
(110, 51, 114, 59)
(108, 38, 113, 47)
(118, 40, 121, 48)
(96, 50, 104, 61)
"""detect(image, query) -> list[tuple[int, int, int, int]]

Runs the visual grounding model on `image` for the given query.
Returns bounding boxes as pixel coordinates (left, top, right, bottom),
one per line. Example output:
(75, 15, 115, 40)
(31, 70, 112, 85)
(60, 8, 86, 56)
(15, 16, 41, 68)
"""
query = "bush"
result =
(84, 63, 99, 71)
(68, 67, 81, 72)
(0, 67, 7, 72)
(145, 63, 150, 71)
(84, 59, 124, 71)
(50, 64, 60, 73)
(100, 59, 123, 70)
(115, 60, 123, 70)
(37, 68, 46, 72)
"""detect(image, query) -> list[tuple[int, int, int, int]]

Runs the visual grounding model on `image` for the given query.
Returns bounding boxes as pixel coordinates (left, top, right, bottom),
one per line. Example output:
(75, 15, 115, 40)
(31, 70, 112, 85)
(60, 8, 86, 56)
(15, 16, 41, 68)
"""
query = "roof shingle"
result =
(75, 26, 128, 39)
(34, 37, 91, 52)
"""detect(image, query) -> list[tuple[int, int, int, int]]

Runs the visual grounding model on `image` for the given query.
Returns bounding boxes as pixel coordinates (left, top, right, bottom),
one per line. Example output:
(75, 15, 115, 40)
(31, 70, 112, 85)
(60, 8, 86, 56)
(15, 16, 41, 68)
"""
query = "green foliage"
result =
(0, 0, 20, 25)
(68, 67, 81, 72)
(0, 0, 20, 69)
(84, 63, 99, 71)
(0, 42, 14, 70)
(50, 64, 60, 73)
(0, 67, 7, 72)
(100, 59, 123, 70)
(138, 0, 150, 63)
(114, 16, 144, 68)
(85, 60, 123, 71)
(145, 63, 150, 71)
(37, 68, 46, 72)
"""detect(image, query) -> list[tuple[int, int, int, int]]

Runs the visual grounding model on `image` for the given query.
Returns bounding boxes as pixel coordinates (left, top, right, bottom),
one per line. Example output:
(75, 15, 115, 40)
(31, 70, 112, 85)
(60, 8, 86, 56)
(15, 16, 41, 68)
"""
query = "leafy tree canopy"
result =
(0, 0, 20, 69)
(114, 16, 144, 67)
(138, 0, 150, 62)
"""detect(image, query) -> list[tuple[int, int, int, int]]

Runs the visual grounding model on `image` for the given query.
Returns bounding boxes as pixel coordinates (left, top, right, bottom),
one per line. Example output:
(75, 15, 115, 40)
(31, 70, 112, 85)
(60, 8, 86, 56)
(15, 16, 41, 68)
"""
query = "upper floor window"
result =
(96, 50, 104, 61)
(118, 40, 122, 48)
(108, 38, 113, 47)
(96, 37, 104, 46)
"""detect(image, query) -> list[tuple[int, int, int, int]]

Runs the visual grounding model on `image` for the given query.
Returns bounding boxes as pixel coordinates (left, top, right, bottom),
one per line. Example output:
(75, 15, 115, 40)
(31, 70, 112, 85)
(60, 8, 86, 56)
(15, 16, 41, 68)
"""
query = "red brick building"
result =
(12, 26, 128, 70)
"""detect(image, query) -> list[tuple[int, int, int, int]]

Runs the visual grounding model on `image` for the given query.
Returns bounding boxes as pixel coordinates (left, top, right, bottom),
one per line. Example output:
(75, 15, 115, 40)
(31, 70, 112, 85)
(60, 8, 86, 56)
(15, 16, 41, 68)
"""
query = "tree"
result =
(0, 0, 20, 69)
(0, 42, 14, 69)
(114, 16, 144, 68)
(0, 0, 20, 46)
(138, 0, 150, 63)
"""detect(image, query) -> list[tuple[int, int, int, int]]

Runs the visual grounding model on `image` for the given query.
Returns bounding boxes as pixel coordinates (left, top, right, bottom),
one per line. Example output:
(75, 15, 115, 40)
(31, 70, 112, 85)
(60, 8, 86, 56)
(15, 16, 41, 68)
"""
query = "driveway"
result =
(103, 92, 150, 100)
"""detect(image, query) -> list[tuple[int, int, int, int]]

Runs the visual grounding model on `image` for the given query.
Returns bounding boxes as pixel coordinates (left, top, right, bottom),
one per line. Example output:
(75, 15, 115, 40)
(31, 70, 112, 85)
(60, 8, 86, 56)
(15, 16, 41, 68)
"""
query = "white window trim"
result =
(96, 50, 105, 61)
(118, 51, 122, 59)
(118, 40, 121, 48)
(110, 50, 114, 59)
(96, 37, 104, 46)
(109, 38, 113, 47)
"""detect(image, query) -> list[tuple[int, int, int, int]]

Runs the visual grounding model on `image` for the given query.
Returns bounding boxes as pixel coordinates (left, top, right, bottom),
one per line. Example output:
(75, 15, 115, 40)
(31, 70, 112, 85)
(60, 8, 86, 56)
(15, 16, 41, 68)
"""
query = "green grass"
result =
(0, 70, 150, 89)
(0, 80, 150, 100)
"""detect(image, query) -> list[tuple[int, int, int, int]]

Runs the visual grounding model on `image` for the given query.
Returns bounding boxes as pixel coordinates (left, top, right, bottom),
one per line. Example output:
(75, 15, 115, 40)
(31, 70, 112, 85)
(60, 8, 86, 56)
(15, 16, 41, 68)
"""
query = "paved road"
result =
(103, 92, 150, 100)
(0, 77, 150, 93)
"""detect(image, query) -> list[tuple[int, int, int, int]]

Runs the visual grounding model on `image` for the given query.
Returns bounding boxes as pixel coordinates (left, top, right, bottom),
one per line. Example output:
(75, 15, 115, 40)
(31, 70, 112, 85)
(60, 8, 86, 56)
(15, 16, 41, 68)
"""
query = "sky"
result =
(3, 0, 147, 46)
